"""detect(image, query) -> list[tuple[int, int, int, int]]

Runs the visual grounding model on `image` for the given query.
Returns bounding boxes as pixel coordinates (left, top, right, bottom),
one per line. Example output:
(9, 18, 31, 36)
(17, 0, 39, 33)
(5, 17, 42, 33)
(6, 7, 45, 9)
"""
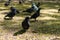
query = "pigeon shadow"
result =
(13, 29, 26, 36)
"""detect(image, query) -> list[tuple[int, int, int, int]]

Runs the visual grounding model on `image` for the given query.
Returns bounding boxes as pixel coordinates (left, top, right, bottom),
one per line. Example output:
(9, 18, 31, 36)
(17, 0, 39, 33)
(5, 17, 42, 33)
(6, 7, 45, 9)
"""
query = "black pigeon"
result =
(22, 17, 30, 30)
(58, 8, 60, 13)
(19, 0, 24, 4)
(30, 8, 41, 21)
(4, 7, 20, 20)
(8, 0, 11, 1)
(4, 1, 11, 6)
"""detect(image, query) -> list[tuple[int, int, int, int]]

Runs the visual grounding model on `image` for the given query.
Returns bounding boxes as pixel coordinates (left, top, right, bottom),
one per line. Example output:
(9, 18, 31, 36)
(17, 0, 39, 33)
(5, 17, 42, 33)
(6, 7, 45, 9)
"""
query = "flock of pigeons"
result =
(3, 0, 60, 35)
(4, 0, 41, 33)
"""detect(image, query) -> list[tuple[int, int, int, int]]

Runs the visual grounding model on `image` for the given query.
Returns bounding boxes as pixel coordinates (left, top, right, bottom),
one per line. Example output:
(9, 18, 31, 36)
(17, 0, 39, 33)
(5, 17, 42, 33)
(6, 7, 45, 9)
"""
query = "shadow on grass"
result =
(31, 20, 60, 35)
(37, 26, 60, 35)
(13, 29, 26, 36)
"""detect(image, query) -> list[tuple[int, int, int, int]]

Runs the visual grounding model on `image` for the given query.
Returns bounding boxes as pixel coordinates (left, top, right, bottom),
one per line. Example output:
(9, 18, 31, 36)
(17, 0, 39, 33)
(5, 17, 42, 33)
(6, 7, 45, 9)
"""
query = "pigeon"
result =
(23, 7, 34, 13)
(23, 2, 39, 13)
(19, 0, 24, 4)
(22, 17, 30, 30)
(8, 0, 11, 1)
(4, 7, 20, 20)
(4, 1, 10, 6)
(10, 7, 20, 13)
(19, 0, 22, 4)
(36, 2, 40, 7)
(30, 8, 41, 21)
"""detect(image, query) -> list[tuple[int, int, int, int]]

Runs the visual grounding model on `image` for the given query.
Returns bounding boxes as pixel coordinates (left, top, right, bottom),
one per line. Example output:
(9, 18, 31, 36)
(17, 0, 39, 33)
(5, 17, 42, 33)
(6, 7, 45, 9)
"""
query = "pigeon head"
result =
(37, 2, 40, 7)
(25, 17, 29, 19)
(10, 7, 14, 10)
(10, 7, 16, 12)
(38, 2, 40, 5)
(25, 17, 30, 21)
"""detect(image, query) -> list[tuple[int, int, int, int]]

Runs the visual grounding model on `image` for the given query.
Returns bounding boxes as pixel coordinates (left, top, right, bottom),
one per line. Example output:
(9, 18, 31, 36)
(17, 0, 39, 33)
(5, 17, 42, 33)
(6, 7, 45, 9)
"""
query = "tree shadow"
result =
(13, 29, 26, 36)
(30, 20, 60, 35)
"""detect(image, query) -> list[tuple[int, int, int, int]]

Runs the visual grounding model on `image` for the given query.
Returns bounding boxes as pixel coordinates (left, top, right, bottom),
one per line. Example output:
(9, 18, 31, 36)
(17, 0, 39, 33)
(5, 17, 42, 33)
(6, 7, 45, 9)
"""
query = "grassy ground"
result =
(0, 2, 60, 40)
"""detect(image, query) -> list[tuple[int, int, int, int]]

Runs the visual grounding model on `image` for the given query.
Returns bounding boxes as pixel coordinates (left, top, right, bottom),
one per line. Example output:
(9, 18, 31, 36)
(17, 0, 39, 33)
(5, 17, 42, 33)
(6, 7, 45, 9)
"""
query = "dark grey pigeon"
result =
(22, 17, 30, 30)
(4, 7, 20, 20)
